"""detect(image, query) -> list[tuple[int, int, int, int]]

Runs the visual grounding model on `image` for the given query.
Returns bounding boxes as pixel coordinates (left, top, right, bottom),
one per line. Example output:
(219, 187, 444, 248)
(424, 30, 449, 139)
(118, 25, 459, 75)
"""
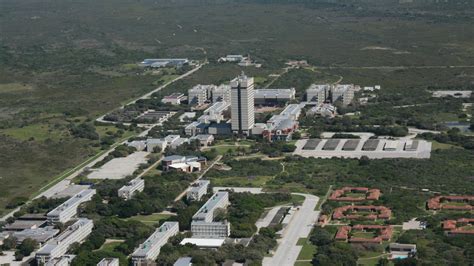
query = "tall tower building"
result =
(231, 73, 255, 135)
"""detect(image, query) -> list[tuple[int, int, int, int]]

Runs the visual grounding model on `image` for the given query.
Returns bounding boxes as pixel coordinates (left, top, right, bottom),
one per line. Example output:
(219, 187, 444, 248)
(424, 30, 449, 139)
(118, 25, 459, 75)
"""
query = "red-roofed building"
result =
(335, 225, 393, 244)
(332, 205, 392, 221)
(329, 187, 381, 202)
(442, 218, 474, 235)
(427, 195, 473, 211)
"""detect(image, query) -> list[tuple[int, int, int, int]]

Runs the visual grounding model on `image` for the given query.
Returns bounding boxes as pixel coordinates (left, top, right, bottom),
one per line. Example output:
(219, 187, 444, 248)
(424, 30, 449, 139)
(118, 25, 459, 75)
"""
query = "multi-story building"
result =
(212, 84, 232, 103)
(97, 258, 120, 266)
(161, 93, 186, 105)
(306, 84, 330, 104)
(118, 178, 145, 200)
(13, 226, 59, 244)
(256, 103, 303, 141)
(131, 222, 179, 265)
(186, 180, 210, 201)
(306, 84, 354, 106)
(331, 84, 354, 106)
(140, 58, 189, 68)
(191, 192, 230, 238)
(190, 221, 231, 238)
(188, 84, 215, 105)
(36, 219, 94, 264)
(254, 88, 296, 105)
(231, 73, 255, 135)
(197, 101, 230, 124)
(47, 189, 96, 223)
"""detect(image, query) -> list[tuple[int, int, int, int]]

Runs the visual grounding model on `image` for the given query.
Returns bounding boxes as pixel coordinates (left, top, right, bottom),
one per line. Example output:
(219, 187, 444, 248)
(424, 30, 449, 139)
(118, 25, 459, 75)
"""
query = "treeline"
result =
(419, 128, 474, 150)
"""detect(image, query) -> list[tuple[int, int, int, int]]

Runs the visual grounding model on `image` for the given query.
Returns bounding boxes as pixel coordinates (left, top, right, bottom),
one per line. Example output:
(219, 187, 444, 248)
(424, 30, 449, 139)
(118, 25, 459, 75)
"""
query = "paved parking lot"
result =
(87, 151, 149, 179)
(293, 138, 432, 159)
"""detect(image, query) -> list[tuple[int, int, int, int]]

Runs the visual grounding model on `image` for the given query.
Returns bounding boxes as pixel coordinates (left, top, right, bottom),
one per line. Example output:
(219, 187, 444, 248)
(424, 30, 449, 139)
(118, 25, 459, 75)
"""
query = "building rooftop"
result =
(132, 222, 179, 257)
(254, 88, 295, 98)
(180, 238, 225, 248)
(47, 189, 96, 217)
(193, 192, 228, 220)
(174, 257, 192, 266)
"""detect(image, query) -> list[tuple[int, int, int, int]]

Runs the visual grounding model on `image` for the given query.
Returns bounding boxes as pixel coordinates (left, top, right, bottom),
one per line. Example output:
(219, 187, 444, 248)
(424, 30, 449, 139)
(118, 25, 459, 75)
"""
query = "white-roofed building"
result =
(45, 255, 76, 266)
(307, 84, 330, 104)
(254, 88, 296, 105)
(191, 192, 230, 238)
(146, 139, 167, 153)
(188, 85, 215, 105)
(187, 180, 210, 201)
(212, 84, 232, 103)
(46, 189, 96, 223)
(180, 238, 225, 248)
(118, 177, 145, 200)
(36, 219, 93, 264)
(131, 222, 179, 265)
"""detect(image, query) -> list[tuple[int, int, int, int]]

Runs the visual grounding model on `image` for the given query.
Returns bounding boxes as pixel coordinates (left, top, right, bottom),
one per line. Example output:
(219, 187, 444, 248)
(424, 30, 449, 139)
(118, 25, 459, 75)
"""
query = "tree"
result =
(18, 238, 37, 256)
(2, 237, 17, 250)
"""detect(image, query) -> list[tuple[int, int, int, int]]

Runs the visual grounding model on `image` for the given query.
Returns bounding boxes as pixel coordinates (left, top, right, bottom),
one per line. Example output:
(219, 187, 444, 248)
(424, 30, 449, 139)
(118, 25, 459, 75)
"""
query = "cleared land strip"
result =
(313, 65, 474, 70)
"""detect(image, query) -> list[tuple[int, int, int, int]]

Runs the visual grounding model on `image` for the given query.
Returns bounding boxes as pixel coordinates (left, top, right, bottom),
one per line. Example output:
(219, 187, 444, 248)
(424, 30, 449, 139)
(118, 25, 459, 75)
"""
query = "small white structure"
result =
(36, 219, 94, 264)
(47, 189, 96, 223)
(180, 238, 225, 248)
(118, 177, 145, 200)
(127, 140, 147, 151)
(97, 258, 120, 266)
(131, 222, 179, 265)
(187, 180, 210, 201)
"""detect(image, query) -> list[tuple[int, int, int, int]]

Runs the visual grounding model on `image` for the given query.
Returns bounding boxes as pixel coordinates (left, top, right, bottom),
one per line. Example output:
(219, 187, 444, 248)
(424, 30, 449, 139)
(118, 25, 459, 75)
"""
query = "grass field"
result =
(296, 238, 317, 261)
(124, 213, 173, 225)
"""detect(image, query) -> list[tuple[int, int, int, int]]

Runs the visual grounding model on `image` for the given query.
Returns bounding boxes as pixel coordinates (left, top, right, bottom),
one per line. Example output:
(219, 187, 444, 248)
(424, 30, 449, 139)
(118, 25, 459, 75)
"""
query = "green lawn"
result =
(209, 175, 273, 187)
(296, 238, 317, 261)
(1, 124, 66, 141)
(97, 241, 123, 252)
(124, 213, 173, 225)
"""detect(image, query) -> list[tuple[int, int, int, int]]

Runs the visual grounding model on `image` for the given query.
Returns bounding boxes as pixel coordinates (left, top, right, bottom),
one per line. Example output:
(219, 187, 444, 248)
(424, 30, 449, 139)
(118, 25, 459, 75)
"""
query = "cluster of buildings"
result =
(36, 219, 94, 264)
(162, 155, 207, 173)
(427, 195, 473, 211)
(139, 58, 189, 68)
(335, 225, 393, 244)
(307, 103, 337, 118)
(329, 187, 381, 202)
(46, 189, 96, 223)
(128, 133, 213, 153)
(254, 88, 295, 105)
(442, 218, 474, 235)
(218, 54, 261, 67)
(131, 222, 180, 265)
(306, 84, 355, 106)
(189, 191, 231, 239)
(253, 103, 303, 141)
(332, 205, 392, 221)
(188, 84, 231, 106)
(118, 177, 145, 200)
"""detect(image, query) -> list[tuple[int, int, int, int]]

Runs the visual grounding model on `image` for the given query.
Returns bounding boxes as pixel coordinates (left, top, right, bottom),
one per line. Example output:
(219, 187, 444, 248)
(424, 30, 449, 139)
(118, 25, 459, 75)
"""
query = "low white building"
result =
(45, 255, 76, 266)
(36, 219, 94, 264)
(187, 180, 210, 201)
(118, 177, 145, 200)
(131, 222, 179, 265)
(47, 189, 96, 223)
(161, 93, 186, 105)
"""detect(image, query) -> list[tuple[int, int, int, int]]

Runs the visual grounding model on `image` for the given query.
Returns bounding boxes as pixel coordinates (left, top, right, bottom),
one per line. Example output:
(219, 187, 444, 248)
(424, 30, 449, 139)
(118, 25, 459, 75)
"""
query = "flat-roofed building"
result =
(190, 221, 230, 238)
(161, 93, 186, 105)
(191, 192, 230, 238)
(331, 84, 354, 106)
(198, 101, 230, 123)
(192, 192, 229, 223)
(231, 73, 255, 135)
(97, 258, 120, 266)
(131, 222, 179, 265)
(174, 257, 192, 266)
(212, 84, 231, 103)
(118, 177, 145, 200)
(47, 189, 96, 223)
(140, 58, 189, 68)
(254, 88, 296, 105)
(3, 219, 47, 231)
(13, 226, 59, 244)
(187, 180, 210, 201)
(307, 84, 330, 104)
(36, 219, 94, 264)
(189, 85, 215, 105)
(190, 134, 214, 147)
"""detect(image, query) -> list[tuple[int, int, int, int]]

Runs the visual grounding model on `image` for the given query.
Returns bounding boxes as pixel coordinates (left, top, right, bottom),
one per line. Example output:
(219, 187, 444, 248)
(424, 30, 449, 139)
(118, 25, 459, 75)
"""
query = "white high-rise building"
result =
(188, 84, 215, 105)
(231, 73, 255, 135)
(306, 84, 330, 105)
(212, 84, 232, 103)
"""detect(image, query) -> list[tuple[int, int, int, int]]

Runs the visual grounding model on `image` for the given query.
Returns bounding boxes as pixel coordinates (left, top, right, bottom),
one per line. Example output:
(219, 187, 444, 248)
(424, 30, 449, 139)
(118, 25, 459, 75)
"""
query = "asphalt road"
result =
(262, 193, 320, 266)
